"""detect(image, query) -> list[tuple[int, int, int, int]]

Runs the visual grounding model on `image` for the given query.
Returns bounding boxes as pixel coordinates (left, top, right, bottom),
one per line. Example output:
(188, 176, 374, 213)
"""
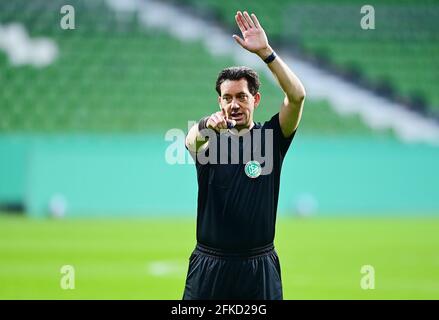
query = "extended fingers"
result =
(237, 11, 259, 30)
(251, 13, 261, 28)
(222, 108, 229, 121)
(237, 11, 249, 30)
(235, 13, 246, 33)
(243, 11, 255, 28)
(219, 113, 228, 129)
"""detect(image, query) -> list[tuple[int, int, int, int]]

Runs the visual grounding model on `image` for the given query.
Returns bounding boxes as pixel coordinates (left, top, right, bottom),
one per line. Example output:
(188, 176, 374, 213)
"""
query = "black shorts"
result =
(183, 242, 283, 300)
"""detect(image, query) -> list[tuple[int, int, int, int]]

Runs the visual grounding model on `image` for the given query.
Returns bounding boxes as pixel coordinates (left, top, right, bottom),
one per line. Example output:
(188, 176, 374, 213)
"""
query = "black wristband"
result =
(263, 51, 276, 64)
(198, 116, 210, 131)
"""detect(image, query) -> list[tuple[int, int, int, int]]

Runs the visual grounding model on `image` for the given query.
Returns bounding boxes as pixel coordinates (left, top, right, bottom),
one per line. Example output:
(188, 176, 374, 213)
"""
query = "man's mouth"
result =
(231, 112, 243, 120)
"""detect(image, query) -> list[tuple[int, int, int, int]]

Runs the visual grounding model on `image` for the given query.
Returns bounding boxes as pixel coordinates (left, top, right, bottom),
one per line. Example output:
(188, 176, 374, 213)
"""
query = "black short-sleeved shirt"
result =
(188, 113, 296, 250)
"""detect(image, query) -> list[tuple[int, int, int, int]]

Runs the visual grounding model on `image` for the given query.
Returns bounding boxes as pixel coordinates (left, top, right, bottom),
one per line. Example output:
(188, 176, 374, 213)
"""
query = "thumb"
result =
(232, 35, 246, 48)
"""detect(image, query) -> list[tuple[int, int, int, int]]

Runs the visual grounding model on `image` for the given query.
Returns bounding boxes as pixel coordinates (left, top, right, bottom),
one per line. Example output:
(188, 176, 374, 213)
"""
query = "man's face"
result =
(218, 78, 260, 129)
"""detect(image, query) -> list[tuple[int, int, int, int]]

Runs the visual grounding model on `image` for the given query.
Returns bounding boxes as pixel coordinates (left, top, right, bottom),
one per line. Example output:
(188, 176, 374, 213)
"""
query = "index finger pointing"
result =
(222, 108, 229, 120)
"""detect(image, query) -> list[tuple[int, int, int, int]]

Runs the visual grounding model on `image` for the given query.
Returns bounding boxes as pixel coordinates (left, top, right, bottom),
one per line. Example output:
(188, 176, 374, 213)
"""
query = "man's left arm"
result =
(233, 11, 306, 138)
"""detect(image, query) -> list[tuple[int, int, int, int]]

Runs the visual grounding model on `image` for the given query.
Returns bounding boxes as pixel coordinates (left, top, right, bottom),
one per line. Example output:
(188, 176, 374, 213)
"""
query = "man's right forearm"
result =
(185, 118, 209, 153)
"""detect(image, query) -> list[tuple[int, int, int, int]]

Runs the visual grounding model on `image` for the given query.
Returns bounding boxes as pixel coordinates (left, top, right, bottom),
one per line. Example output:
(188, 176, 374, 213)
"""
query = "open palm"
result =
(233, 11, 269, 55)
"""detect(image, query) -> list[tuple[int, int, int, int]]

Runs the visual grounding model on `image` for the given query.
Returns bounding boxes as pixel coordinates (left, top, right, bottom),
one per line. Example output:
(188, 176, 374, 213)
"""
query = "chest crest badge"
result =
(244, 160, 262, 178)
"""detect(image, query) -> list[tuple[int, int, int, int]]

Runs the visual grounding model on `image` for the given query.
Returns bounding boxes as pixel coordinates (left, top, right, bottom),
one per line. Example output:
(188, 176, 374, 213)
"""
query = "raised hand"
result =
(233, 11, 271, 59)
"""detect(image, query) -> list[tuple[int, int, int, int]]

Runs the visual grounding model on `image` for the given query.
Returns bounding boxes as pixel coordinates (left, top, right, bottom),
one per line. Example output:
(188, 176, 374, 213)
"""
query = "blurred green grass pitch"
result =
(0, 214, 438, 299)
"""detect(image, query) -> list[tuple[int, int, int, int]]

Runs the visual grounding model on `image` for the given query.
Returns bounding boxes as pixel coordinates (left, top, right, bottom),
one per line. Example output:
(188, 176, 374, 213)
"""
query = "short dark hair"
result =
(215, 66, 260, 96)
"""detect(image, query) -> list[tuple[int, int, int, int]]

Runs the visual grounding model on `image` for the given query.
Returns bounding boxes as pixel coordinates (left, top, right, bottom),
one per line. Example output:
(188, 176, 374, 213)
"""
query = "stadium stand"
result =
(0, 0, 379, 135)
(1, 0, 438, 218)
(180, 0, 439, 118)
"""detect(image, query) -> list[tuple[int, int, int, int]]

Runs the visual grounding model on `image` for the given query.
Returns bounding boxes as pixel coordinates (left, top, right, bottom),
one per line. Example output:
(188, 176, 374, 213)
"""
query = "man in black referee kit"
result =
(184, 11, 306, 300)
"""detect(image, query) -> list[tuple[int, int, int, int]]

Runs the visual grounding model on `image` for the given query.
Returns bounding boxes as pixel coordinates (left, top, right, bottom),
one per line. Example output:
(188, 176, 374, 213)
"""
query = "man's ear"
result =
(253, 92, 261, 108)
(217, 96, 222, 108)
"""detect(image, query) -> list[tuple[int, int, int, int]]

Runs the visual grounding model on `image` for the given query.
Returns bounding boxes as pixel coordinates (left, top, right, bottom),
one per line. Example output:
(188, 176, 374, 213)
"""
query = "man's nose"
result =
(231, 99, 240, 109)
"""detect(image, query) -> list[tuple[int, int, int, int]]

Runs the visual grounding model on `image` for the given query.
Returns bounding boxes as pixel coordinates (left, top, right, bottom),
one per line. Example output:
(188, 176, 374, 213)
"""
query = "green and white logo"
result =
(245, 160, 262, 178)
